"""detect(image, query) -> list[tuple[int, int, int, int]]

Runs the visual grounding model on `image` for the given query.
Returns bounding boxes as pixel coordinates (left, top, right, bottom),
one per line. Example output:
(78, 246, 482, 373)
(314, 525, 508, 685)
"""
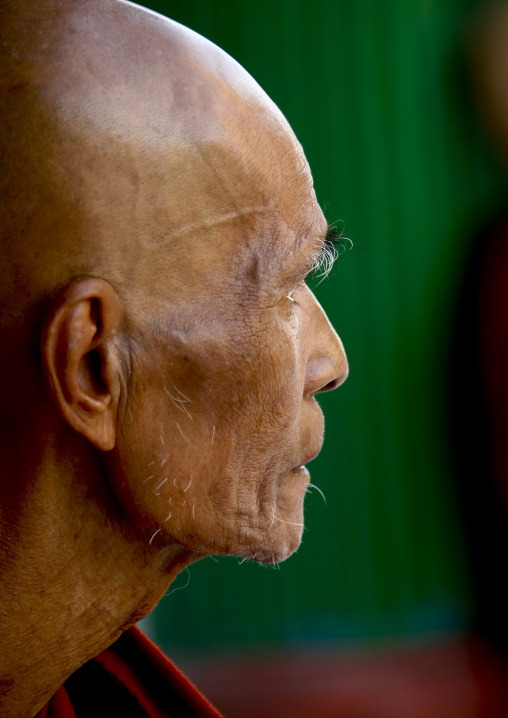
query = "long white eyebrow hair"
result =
(307, 224, 352, 281)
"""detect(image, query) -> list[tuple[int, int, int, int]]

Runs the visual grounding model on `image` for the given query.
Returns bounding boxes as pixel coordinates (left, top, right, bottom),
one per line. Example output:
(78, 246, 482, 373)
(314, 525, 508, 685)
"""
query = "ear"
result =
(41, 277, 124, 451)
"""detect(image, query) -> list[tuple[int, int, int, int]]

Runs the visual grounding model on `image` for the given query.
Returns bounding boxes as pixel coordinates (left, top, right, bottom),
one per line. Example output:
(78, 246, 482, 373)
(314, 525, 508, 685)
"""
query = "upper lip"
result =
(293, 444, 323, 469)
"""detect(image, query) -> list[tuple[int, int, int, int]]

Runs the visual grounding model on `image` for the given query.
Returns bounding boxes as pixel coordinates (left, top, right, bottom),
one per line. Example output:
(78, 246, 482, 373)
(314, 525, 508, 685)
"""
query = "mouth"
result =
(291, 444, 323, 471)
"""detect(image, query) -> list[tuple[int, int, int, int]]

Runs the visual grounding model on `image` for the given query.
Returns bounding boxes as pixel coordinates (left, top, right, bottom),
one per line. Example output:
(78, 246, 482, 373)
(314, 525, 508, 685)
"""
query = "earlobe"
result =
(41, 278, 123, 451)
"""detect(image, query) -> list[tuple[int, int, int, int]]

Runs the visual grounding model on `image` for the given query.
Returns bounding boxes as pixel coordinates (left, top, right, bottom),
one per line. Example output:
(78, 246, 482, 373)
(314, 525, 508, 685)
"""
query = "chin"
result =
(196, 511, 305, 565)
(254, 532, 303, 564)
(242, 504, 306, 565)
(173, 512, 304, 565)
(172, 465, 309, 563)
(244, 468, 309, 563)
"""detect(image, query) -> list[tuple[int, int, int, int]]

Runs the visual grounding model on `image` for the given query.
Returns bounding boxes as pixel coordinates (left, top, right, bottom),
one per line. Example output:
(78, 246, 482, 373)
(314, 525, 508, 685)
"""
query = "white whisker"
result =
(155, 478, 168, 491)
(179, 401, 193, 421)
(160, 435, 164, 445)
(183, 476, 192, 493)
(160, 458, 167, 467)
(307, 483, 327, 504)
(149, 528, 161, 544)
(164, 385, 187, 409)
(165, 512, 172, 522)
(273, 514, 304, 527)
(144, 475, 154, 483)
(165, 567, 191, 597)
(164, 384, 193, 420)
(211, 425, 215, 445)
(172, 384, 192, 404)
(175, 421, 190, 444)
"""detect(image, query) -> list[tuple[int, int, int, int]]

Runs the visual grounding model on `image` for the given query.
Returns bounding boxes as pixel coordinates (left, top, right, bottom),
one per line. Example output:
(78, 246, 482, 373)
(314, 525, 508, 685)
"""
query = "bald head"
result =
(0, 0, 310, 334)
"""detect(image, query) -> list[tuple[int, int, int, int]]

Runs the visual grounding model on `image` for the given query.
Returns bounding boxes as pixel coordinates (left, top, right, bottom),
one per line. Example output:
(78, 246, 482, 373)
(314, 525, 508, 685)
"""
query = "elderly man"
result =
(0, 0, 348, 715)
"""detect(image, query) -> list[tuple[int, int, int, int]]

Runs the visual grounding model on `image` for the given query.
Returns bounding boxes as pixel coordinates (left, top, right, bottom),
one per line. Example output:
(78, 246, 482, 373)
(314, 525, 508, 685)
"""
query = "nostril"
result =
(321, 377, 341, 392)
(304, 356, 348, 396)
(318, 365, 348, 393)
(317, 355, 348, 395)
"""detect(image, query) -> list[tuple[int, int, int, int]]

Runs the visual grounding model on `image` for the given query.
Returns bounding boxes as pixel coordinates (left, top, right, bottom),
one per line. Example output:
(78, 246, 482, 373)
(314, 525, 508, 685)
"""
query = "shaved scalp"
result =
(0, 0, 301, 335)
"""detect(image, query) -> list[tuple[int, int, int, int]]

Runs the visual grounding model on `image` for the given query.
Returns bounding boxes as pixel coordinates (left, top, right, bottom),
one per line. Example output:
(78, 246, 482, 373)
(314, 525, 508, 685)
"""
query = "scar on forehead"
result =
(166, 206, 270, 241)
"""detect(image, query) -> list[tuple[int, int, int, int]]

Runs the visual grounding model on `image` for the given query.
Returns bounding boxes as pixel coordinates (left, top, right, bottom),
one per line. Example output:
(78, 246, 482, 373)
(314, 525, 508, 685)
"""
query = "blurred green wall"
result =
(137, 0, 506, 651)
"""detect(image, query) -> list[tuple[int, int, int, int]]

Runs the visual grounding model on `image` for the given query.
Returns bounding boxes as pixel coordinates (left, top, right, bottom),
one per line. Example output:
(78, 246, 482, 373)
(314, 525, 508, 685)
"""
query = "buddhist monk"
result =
(0, 0, 348, 714)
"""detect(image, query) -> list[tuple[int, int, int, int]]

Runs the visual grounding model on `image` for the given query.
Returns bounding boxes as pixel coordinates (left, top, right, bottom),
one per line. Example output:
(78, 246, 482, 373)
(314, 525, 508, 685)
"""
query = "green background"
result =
(137, 0, 505, 652)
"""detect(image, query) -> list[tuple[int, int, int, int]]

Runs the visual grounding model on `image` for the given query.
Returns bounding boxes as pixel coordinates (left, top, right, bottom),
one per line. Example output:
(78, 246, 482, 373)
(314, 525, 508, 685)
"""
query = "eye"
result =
(284, 281, 305, 307)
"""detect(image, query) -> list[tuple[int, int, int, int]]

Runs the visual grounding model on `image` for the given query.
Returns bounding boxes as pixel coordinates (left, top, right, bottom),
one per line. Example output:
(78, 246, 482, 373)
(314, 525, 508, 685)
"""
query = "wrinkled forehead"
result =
(0, 0, 324, 317)
(44, 10, 319, 255)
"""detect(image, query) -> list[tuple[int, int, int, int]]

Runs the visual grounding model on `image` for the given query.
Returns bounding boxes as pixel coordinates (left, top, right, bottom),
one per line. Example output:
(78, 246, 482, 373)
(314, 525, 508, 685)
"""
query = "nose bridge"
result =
(303, 288, 348, 396)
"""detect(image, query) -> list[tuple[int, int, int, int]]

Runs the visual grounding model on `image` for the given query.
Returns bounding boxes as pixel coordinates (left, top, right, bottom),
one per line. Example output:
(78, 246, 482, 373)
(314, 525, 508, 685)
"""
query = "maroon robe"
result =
(36, 626, 223, 718)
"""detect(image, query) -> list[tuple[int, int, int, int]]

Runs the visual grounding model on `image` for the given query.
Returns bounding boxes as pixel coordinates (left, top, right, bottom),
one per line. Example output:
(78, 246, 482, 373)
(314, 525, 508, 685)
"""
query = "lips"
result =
(292, 443, 323, 470)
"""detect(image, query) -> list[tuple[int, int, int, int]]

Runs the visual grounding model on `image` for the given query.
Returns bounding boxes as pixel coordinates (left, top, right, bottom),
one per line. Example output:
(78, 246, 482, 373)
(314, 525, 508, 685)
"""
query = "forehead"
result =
(29, 1, 326, 305)
(168, 94, 326, 265)
(153, 136, 326, 299)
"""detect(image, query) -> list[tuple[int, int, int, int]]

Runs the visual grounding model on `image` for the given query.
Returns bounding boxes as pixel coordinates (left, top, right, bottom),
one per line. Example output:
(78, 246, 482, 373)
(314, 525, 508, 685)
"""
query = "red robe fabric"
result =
(36, 626, 223, 718)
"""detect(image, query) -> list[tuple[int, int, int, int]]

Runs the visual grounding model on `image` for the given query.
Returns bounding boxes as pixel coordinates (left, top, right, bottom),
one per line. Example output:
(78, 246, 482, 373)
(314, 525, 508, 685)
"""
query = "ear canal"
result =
(86, 348, 107, 395)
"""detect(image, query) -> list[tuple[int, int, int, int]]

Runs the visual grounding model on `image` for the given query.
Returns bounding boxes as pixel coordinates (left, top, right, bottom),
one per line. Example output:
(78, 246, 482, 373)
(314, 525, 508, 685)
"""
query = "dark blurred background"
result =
(135, 1, 508, 715)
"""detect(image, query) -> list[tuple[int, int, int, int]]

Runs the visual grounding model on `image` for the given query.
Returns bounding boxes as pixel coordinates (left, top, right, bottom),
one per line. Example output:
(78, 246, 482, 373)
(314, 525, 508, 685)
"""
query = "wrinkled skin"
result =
(0, 1, 347, 715)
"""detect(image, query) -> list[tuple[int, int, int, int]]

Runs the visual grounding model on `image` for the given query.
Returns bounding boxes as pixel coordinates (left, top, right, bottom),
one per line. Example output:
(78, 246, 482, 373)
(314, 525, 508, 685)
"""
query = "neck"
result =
(0, 417, 197, 718)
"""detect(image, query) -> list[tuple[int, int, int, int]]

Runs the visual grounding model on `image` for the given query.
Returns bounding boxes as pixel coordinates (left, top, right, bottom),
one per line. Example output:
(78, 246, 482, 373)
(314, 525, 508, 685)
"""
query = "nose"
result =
(303, 289, 348, 397)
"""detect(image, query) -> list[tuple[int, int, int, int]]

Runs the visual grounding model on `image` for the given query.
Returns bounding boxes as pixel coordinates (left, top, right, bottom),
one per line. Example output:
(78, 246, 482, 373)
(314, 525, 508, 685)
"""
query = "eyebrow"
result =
(303, 224, 345, 280)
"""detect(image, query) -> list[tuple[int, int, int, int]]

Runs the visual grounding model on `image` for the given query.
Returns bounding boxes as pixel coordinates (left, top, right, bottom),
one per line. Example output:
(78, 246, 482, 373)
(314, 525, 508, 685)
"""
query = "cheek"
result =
(107, 318, 308, 558)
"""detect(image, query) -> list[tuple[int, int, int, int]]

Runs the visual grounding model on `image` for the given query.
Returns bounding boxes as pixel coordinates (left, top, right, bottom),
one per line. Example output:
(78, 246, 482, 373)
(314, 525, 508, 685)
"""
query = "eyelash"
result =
(310, 225, 351, 280)
(285, 282, 304, 307)
(285, 228, 339, 302)
(283, 225, 351, 308)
